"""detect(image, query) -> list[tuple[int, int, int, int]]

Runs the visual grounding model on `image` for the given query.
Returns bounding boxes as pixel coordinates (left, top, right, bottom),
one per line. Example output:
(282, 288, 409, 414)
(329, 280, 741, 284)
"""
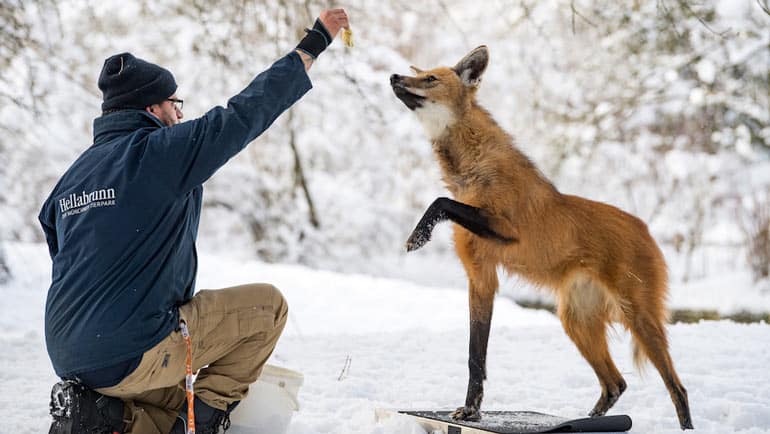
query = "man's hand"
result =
(295, 8, 350, 71)
(318, 8, 350, 39)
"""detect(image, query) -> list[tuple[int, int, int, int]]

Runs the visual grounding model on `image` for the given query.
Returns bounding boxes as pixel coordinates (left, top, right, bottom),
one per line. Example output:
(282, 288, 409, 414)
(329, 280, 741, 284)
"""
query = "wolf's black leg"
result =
(405, 199, 448, 252)
(451, 317, 492, 421)
(406, 197, 516, 251)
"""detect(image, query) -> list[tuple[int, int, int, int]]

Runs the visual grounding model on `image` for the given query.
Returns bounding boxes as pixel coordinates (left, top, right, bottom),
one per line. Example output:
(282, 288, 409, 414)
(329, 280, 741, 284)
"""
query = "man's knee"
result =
(244, 283, 288, 326)
(267, 284, 289, 322)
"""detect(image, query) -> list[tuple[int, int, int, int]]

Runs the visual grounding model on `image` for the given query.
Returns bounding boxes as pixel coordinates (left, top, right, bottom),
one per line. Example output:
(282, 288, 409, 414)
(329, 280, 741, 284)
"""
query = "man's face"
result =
(146, 94, 183, 126)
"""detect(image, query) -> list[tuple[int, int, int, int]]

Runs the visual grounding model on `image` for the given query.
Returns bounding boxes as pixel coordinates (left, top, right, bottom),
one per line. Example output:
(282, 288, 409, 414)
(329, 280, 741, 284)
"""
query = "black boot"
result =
(169, 397, 239, 434)
(48, 380, 125, 434)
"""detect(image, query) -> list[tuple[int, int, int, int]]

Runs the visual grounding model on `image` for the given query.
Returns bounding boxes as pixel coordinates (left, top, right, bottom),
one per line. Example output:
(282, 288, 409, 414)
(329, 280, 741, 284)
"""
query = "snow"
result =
(668, 272, 770, 313)
(2, 243, 770, 434)
(695, 59, 717, 85)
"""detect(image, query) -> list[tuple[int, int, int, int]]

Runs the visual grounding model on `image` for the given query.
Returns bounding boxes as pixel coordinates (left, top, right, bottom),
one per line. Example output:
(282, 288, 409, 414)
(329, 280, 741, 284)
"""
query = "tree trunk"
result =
(288, 109, 320, 228)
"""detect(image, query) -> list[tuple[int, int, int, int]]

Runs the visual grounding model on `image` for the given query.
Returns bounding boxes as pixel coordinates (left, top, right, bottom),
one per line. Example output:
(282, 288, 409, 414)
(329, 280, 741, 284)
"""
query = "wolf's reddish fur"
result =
(391, 46, 692, 429)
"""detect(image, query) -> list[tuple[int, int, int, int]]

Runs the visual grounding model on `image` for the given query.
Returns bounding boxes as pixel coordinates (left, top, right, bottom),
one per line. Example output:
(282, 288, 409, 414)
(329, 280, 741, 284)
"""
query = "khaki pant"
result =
(96, 283, 288, 434)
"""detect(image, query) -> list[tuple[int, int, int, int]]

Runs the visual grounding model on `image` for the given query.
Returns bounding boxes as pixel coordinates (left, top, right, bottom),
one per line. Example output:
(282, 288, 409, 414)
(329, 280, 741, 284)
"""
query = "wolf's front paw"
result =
(405, 228, 431, 252)
(450, 405, 481, 422)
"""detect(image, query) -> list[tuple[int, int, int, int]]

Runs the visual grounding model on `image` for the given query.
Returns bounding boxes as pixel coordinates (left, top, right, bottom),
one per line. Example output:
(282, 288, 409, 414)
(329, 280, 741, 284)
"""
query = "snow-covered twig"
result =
(337, 355, 351, 381)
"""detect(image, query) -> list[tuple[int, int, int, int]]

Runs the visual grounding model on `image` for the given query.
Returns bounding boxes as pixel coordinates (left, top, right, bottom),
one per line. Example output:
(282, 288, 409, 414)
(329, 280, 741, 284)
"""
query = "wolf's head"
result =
(390, 46, 489, 139)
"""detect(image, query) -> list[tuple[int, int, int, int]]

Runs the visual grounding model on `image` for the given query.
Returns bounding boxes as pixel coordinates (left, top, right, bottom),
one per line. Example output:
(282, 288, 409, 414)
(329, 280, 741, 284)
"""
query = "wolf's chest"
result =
(415, 102, 455, 139)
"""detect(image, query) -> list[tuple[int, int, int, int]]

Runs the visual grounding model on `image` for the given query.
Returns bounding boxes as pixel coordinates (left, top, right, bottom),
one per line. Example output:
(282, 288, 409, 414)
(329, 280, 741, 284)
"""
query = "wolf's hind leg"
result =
(624, 296, 693, 429)
(406, 197, 516, 251)
(558, 276, 626, 417)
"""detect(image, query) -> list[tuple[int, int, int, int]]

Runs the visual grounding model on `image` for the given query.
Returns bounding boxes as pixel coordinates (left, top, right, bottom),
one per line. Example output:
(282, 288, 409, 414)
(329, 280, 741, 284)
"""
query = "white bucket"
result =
(227, 364, 304, 434)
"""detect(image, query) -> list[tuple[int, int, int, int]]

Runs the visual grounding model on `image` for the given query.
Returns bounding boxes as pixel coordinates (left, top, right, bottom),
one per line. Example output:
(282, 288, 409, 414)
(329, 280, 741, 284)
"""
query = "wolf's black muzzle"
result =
(390, 74, 425, 110)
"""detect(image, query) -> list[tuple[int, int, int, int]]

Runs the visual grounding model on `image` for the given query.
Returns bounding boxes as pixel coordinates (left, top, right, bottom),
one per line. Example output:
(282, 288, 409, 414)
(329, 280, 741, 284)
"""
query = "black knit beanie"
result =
(98, 52, 177, 112)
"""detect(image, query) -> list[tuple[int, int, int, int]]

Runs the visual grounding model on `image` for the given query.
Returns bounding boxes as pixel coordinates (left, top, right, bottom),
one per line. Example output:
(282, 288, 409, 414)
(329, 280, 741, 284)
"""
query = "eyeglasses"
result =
(167, 98, 184, 111)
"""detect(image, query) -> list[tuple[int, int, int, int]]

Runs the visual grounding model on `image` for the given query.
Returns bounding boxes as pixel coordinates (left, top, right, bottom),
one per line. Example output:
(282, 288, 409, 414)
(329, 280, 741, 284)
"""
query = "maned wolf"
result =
(390, 46, 693, 430)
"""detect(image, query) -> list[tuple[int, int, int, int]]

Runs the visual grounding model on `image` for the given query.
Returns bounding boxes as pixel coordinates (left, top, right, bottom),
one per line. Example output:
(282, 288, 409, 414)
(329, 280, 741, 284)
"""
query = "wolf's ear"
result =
(409, 65, 424, 75)
(452, 45, 489, 87)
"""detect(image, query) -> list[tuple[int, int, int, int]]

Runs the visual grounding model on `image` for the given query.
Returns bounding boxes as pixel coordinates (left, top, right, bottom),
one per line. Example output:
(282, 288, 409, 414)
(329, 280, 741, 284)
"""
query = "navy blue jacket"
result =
(39, 52, 312, 379)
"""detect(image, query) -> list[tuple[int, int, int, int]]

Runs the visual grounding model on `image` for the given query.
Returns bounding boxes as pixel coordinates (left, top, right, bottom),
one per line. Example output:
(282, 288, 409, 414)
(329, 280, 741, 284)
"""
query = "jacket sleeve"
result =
(38, 200, 59, 259)
(143, 51, 313, 195)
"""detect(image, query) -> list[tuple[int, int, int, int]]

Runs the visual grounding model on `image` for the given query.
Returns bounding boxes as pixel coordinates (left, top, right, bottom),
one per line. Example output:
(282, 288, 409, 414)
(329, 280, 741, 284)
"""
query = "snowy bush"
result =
(741, 190, 770, 282)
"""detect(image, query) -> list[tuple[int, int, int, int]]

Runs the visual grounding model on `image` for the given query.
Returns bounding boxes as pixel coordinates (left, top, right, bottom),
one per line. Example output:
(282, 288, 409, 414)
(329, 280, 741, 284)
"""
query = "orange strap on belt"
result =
(179, 320, 195, 434)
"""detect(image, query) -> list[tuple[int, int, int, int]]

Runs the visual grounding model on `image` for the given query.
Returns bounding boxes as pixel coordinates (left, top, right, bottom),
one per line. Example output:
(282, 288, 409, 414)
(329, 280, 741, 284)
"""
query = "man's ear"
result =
(452, 45, 489, 87)
(145, 105, 162, 121)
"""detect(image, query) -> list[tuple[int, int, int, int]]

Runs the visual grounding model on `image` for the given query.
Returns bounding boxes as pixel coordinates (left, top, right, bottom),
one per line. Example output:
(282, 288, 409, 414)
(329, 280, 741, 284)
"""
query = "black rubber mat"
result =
(399, 410, 632, 433)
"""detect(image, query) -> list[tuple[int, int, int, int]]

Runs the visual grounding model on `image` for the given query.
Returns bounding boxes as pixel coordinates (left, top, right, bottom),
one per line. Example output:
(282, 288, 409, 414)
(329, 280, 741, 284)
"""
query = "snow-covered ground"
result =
(1, 243, 769, 434)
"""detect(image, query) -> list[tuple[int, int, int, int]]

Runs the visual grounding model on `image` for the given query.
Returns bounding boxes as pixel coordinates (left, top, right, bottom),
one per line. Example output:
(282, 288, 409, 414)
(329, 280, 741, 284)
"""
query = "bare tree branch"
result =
(0, 90, 33, 110)
(570, 0, 597, 35)
(677, 0, 733, 38)
(288, 109, 320, 229)
(647, 178, 680, 224)
(657, 0, 683, 39)
(756, 0, 770, 16)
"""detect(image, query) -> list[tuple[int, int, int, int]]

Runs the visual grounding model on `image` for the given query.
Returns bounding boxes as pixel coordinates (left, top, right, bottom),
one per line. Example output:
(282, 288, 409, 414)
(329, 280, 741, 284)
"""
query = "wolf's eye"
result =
(425, 75, 438, 83)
